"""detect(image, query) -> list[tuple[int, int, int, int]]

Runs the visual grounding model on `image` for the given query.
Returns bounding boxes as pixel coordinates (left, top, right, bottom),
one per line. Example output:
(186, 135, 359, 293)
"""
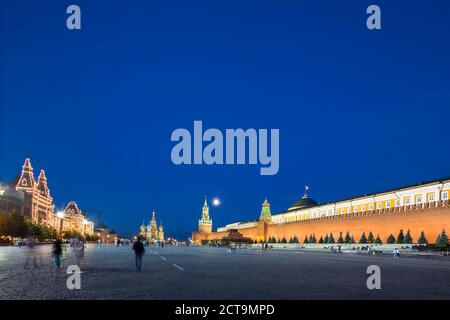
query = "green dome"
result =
(288, 195, 318, 211)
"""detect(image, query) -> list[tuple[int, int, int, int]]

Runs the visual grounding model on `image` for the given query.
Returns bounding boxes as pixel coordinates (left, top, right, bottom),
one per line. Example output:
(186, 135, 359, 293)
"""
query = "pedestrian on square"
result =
(24, 238, 38, 268)
(393, 248, 400, 259)
(53, 238, 63, 269)
(75, 238, 85, 267)
(133, 236, 145, 272)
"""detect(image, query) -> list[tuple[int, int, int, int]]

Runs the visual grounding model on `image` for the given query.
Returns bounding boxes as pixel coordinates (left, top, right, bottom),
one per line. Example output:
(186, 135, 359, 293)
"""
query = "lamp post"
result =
(56, 211, 64, 236)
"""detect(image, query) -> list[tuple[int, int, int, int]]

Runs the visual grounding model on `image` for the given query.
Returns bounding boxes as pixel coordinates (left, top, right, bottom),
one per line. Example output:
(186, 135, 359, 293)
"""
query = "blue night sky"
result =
(1, 1, 449, 238)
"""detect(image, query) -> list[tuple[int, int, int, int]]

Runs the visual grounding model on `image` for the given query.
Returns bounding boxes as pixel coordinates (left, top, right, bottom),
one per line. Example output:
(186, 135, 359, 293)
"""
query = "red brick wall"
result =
(193, 202, 450, 244)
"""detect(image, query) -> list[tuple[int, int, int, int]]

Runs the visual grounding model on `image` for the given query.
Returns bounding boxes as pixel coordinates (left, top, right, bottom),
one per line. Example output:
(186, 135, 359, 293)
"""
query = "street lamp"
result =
(56, 211, 64, 235)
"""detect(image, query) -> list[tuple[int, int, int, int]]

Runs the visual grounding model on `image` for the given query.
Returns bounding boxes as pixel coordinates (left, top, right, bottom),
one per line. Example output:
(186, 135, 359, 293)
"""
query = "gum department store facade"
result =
(0, 158, 94, 236)
(192, 177, 450, 244)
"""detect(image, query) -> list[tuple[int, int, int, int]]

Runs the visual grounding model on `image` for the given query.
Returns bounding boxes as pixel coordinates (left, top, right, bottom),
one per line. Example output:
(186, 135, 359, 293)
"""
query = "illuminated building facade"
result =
(58, 201, 95, 236)
(1, 158, 94, 236)
(15, 158, 56, 227)
(192, 177, 450, 244)
(139, 210, 165, 242)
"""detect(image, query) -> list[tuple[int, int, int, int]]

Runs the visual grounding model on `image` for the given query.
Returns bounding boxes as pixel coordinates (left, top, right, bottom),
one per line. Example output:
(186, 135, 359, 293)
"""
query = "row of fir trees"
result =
(265, 229, 449, 248)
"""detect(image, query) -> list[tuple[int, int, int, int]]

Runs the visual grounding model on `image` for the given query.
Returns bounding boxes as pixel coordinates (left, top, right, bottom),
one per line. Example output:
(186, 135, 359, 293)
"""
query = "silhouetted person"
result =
(133, 237, 145, 272)
(53, 238, 63, 269)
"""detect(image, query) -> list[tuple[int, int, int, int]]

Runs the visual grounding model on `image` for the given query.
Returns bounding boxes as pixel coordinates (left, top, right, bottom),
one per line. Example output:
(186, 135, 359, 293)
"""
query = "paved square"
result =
(0, 245, 449, 299)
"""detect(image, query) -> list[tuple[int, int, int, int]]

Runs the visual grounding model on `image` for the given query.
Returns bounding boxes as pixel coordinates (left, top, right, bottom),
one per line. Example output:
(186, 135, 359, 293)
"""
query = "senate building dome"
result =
(288, 192, 318, 212)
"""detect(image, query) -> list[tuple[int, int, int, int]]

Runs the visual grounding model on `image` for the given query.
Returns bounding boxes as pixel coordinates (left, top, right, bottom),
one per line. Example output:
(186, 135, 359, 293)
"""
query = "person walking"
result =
(393, 248, 400, 259)
(132, 237, 145, 272)
(75, 238, 85, 267)
(24, 238, 38, 269)
(53, 238, 63, 269)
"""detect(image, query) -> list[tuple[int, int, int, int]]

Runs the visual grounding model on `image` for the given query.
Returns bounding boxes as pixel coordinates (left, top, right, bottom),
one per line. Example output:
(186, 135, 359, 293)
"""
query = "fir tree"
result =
(387, 234, 396, 244)
(436, 229, 449, 249)
(417, 231, 427, 245)
(337, 232, 344, 244)
(374, 234, 382, 244)
(328, 233, 335, 244)
(289, 236, 294, 244)
(350, 236, 356, 244)
(281, 237, 287, 244)
(344, 232, 351, 244)
(311, 234, 317, 244)
(318, 236, 324, 244)
(367, 232, 374, 244)
(293, 236, 299, 244)
(403, 229, 413, 244)
(308, 234, 314, 243)
(359, 232, 367, 244)
(397, 229, 405, 244)
(303, 235, 309, 244)
(324, 234, 329, 243)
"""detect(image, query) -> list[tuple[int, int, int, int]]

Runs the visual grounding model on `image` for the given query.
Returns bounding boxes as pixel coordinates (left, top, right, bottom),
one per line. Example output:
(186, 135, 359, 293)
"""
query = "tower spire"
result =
(260, 197, 272, 222)
(201, 197, 210, 221)
(37, 169, 50, 197)
(16, 157, 35, 191)
(198, 196, 212, 233)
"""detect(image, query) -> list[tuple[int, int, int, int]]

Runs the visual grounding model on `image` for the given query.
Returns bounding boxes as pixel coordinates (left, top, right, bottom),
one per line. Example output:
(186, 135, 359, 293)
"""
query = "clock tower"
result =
(198, 196, 212, 233)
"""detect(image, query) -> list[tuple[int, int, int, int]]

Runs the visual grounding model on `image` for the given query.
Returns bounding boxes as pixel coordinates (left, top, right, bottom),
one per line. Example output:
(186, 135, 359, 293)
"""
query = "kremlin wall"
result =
(192, 177, 450, 245)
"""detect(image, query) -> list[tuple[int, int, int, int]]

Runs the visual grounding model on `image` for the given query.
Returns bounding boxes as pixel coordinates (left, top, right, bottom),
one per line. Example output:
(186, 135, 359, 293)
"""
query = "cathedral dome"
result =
(288, 194, 318, 211)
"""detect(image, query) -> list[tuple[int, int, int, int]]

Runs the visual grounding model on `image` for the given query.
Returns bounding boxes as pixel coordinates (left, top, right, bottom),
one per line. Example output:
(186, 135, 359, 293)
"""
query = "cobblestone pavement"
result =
(0, 244, 449, 299)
